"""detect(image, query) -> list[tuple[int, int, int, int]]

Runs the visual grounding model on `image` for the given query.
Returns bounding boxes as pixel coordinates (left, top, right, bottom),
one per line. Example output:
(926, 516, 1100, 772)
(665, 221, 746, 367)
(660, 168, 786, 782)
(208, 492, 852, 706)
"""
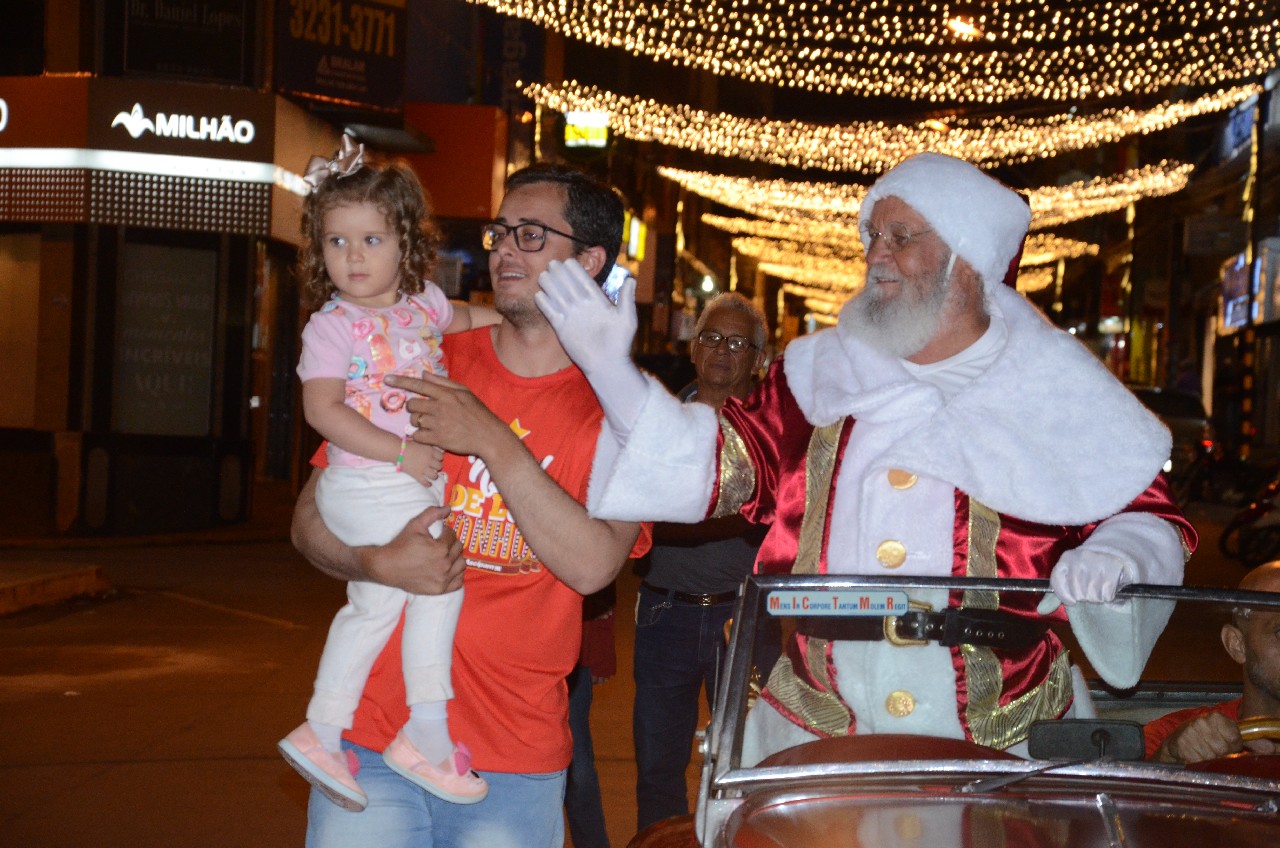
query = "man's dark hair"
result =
(506, 163, 624, 284)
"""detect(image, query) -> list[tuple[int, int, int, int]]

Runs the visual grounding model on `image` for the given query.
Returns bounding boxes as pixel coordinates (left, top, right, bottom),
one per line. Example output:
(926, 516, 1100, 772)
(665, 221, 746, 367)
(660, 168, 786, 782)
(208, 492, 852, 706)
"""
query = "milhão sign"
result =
(110, 102, 256, 145)
(87, 78, 275, 161)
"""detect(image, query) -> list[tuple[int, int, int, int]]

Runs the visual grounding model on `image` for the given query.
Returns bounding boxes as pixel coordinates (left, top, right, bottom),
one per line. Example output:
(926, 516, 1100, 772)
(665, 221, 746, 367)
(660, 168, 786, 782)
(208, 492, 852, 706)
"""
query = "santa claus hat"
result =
(860, 153, 1030, 293)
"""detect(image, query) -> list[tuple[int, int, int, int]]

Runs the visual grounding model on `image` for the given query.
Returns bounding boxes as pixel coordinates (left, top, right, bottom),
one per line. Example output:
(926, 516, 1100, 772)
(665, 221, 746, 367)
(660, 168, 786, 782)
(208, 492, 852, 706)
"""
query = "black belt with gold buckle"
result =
(641, 581, 738, 606)
(796, 608, 1046, 649)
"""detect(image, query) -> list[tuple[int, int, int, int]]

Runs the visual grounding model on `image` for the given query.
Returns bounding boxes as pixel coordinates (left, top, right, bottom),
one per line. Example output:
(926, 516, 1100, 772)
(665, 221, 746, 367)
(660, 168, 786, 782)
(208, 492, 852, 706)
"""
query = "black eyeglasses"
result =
(481, 221, 591, 253)
(697, 330, 757, 353)
(860, 222, 935, 254)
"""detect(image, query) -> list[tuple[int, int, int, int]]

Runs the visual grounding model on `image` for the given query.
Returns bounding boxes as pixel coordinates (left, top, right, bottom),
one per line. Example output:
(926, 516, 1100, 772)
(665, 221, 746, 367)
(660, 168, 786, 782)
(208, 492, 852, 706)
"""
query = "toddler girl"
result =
(278, 136, 493, 811)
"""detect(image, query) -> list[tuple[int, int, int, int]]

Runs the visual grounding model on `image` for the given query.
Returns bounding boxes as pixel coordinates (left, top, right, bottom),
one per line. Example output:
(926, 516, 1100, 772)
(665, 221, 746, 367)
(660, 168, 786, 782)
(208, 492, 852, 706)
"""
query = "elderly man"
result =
(536, 152, 1196, 760)
(634, 292, 768, 830)
(1145, 561, 1280, 763)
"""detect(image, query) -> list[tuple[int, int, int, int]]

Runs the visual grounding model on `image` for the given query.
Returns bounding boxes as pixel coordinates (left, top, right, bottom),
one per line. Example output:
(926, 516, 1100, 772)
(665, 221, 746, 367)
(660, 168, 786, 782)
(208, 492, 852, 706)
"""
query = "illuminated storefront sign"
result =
(564, 111, 609, 149)
(110, 102, 256, 145)
(0, 76, 331, 235)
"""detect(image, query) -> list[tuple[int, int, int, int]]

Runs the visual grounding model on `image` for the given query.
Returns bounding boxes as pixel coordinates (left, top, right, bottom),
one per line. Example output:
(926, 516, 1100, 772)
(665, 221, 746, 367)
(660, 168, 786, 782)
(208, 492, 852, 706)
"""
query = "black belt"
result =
(796, 608, 1046, 649)
(641, 581, 738, 606)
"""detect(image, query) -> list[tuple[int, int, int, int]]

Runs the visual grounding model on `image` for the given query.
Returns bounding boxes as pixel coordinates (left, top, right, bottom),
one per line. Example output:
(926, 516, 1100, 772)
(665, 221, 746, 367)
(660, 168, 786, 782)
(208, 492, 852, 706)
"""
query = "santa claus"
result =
(535, 152, 1195, 759)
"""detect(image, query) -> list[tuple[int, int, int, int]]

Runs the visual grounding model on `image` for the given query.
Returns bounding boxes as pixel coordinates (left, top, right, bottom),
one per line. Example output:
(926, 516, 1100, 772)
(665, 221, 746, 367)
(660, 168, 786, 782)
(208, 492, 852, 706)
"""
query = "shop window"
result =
(111, 241, 217, 436)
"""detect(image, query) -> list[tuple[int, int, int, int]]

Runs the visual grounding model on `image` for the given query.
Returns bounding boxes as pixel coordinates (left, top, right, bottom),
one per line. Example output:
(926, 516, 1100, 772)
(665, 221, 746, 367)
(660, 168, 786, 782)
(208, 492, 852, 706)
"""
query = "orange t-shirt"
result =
(342, 327, 650, 773)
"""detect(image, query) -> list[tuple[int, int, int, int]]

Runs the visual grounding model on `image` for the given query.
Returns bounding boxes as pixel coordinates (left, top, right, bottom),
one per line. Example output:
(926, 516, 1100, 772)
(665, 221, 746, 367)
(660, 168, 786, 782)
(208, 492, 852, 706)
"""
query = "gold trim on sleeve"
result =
(962, 497, 1071, 748)
(964, 499, 1001, 611)
(963, 645, 1073, 749)
(712, 417, 757, 518)
(762, 654, 852, 737)
(792, 420, 845, 574)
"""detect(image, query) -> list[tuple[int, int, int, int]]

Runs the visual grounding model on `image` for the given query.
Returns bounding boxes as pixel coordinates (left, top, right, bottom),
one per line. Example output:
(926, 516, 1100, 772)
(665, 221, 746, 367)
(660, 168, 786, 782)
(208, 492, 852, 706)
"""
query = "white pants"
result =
(308, 464, 460, 729)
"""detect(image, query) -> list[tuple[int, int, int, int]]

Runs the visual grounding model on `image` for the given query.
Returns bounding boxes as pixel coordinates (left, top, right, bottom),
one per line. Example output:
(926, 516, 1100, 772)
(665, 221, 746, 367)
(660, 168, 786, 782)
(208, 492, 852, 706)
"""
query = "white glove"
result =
(1036, 548, 1135, 614)
(535, 258, 649, 439)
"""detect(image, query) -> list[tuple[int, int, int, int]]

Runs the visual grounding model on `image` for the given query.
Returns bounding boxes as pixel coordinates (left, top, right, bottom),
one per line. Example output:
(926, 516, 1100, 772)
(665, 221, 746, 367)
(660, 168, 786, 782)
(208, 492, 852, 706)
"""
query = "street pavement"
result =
(0, 496, 1246, 847)
(0, 487, 660, 848)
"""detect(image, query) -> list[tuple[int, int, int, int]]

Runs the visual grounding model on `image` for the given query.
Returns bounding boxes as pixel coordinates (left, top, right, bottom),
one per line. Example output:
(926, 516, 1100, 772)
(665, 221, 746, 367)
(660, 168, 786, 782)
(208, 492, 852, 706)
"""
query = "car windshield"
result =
(691, 574, 1280, 847)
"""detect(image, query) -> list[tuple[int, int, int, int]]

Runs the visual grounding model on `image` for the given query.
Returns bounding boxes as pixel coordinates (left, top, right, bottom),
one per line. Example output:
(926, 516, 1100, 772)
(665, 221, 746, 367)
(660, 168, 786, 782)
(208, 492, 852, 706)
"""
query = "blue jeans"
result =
(306, 742, 566, 848)
(565, 664, 610, 847)
(632, 584, 734, 831)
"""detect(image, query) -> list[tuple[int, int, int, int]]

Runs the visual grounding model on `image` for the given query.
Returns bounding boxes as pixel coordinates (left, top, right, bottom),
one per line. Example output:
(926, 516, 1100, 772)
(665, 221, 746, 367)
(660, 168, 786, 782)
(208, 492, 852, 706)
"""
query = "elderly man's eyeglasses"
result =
(697, 330, 757, 353)
(861, 223, 935, 254)
(481, 222, 590, 253)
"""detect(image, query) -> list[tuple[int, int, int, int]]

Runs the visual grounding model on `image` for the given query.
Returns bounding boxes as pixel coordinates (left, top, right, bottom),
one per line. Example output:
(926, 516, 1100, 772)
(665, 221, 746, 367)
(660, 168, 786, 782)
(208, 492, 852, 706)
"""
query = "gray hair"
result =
(695, 292, 768, 350)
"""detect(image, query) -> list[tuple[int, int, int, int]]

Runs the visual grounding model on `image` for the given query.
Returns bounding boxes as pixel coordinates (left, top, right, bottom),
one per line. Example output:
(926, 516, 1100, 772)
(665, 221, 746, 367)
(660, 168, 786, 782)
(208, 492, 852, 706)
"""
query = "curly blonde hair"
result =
(297, 155, 442, 310)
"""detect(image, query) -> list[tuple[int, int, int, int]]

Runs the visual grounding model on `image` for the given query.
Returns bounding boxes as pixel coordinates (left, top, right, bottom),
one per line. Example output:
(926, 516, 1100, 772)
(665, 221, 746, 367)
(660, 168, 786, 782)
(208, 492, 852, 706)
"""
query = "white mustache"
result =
(863, 268, 898, 293)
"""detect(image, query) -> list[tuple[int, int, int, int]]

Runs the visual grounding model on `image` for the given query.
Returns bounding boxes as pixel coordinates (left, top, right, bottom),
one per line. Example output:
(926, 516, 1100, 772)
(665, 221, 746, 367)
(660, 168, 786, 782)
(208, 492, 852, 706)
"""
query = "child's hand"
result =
(400, 441, 445, 485)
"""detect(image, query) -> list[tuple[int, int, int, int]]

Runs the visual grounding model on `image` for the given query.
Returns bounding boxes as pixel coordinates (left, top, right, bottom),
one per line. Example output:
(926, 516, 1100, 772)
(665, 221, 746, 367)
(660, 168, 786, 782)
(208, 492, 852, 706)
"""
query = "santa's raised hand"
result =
(537, 259, 648, 438)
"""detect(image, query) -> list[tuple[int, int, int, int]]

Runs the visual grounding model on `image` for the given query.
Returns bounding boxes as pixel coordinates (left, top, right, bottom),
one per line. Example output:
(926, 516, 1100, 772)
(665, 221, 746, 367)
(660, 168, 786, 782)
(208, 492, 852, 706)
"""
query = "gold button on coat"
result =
(876, 540, 907, 568)
(885, 690, 916, 717)
(887, 469, 918, 489)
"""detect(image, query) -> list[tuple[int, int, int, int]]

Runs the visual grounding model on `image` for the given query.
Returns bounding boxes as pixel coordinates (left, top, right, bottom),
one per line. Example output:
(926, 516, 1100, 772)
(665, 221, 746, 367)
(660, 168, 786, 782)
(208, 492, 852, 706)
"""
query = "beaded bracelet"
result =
(394, 434, 409, 472)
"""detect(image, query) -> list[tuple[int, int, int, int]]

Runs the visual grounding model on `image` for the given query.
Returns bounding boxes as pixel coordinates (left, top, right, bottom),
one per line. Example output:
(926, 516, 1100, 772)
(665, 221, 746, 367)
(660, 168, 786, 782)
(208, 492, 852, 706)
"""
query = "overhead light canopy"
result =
(526, 80, 1257, 173)
(477, 0, 1278, 101)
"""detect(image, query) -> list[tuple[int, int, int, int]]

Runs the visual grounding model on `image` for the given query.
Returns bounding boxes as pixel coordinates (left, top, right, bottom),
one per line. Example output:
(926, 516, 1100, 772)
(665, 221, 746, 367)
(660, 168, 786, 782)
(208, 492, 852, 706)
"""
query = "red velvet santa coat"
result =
(587, 286, 1196, 749)
(719, 362, 1192, 746)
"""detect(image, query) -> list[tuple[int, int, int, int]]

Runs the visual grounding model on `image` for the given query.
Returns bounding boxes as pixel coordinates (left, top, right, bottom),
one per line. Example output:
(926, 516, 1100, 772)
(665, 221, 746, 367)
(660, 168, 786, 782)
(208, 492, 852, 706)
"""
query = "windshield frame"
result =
(697, 574, 1280, 844)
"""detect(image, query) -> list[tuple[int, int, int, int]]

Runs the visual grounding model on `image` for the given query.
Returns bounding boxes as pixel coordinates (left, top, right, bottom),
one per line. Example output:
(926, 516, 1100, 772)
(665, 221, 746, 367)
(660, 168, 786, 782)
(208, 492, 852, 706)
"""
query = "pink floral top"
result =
(297, 285, 453, 468)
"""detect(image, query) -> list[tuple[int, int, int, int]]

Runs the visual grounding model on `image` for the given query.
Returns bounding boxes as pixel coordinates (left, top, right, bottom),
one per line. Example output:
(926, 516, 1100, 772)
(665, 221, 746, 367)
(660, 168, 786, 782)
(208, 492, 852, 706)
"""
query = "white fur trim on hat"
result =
(860, 152, 1031, 293)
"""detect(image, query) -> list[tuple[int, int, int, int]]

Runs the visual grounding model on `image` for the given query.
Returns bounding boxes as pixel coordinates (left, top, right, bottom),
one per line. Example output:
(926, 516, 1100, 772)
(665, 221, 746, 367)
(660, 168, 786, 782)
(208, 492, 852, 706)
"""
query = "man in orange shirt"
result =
(292, 164, 648, 848)
(1145, 561, 1280, 762)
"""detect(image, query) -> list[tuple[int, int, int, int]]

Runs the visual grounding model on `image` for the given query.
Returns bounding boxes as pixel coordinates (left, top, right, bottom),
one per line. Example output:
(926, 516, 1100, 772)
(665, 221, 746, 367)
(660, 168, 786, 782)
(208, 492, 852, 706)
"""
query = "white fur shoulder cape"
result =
(781, 285, 1171, 526)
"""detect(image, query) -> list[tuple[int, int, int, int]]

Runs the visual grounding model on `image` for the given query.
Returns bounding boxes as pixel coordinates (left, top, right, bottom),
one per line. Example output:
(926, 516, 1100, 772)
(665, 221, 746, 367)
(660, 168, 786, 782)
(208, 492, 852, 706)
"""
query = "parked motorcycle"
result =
(1218, 470, 1280, 566)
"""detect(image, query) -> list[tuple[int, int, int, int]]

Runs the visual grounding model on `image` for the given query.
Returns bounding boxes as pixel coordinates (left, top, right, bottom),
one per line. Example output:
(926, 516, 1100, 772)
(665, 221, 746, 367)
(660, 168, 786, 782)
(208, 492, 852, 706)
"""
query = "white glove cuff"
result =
(583, 358, 649, 443)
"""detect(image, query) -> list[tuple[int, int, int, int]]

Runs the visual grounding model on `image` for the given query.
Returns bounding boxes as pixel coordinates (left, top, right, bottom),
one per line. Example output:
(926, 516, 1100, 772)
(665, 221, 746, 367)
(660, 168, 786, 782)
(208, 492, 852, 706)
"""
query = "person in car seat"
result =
(1145, 561, 1280, 763)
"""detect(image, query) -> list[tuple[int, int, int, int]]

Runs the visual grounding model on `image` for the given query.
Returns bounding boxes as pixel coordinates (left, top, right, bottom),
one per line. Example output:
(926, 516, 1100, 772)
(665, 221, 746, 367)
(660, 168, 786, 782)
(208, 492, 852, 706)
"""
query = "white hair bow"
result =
(303, 134, 365, 188)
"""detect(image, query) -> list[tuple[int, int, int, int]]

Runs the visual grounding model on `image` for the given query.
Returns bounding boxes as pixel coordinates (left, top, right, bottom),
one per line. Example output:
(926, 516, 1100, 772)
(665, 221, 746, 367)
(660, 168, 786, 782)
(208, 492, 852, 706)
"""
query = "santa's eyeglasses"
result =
(861, 222, 935, 253)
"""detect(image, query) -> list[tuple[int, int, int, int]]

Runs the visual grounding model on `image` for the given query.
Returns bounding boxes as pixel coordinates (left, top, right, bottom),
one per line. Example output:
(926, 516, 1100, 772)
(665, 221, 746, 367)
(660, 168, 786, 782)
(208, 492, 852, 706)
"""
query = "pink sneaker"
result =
(381, 731, 489, 804)
(278, 722, 367, 812)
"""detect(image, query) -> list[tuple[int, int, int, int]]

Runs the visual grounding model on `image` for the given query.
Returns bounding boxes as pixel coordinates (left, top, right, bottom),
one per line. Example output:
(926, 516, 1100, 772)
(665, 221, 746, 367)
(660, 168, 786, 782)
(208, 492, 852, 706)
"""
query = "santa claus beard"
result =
(842, 255, 952, 359)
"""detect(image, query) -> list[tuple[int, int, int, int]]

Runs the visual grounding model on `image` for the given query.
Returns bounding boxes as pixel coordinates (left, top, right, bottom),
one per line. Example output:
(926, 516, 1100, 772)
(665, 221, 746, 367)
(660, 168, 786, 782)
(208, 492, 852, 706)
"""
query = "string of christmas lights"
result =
(710, 215, 1101, 267)
(659, 167, 865, 221)
(802, 296, 843, 317)
(527, 80, 1260, 172)
(757, 259, 859, 290)
(1015, 266, 1058, 293)
(1021, 234, 1101, 265)
(662, 162, 1194, 230)
(701, 214, 858, 250)
(750, 250, 1068, 309)
(734, 236, 865, 267)
(734, 239, 865, 295)
(1028, 162, 1195, 229)
(475, 1, 1279, 99)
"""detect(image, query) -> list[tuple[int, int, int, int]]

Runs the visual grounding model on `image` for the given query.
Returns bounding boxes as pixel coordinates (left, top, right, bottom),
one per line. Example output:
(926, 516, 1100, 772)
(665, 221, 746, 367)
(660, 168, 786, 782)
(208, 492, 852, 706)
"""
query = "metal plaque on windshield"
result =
(765, 590, 911, 616)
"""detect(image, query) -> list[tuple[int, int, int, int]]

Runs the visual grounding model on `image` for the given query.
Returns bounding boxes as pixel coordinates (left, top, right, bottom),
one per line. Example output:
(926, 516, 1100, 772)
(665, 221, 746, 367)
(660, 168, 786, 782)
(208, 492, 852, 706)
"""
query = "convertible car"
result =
(629, 575, 1280, 848)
